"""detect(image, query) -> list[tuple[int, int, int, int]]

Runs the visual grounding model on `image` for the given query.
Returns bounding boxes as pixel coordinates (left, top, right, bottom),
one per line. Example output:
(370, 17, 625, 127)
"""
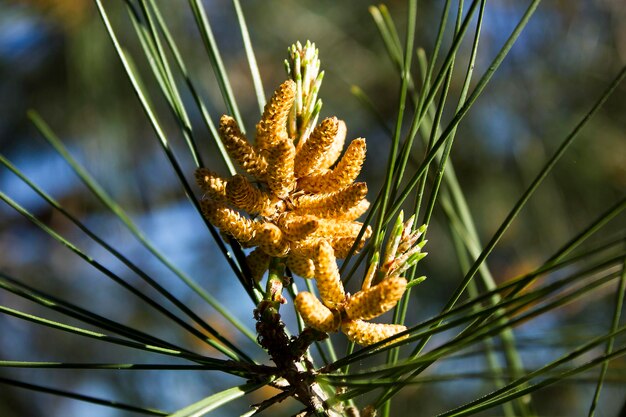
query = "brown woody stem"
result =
(254, 257, 340, 416)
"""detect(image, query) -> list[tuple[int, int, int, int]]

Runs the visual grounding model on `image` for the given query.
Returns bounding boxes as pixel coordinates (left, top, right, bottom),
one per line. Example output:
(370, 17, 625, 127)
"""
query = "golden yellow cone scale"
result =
(252, 223, 290, 257)
(345, 277, 407, 321)
(246, 248, 270, 281)
(225, 174, 278, 216)
(317, 119, 347, 170)
(286, 253, 315, 279)
(295, 117, 340, 177)
(200, 200, 258, 244)
(294, 182, 368, 219)
(298, 138, 366, 193)
(219, 116, 267, 178)
(295, 291, 341, 333)
(313, 240, 346, 308)
(341, 320, 407, 346)
(195, 168, 228, 202)
(266, 138, 296, 198)
(256, 80, 296, 150)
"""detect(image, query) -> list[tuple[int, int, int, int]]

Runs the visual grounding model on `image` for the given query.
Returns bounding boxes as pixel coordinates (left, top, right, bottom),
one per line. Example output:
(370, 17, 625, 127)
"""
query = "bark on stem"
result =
(254, 258, 340, 416)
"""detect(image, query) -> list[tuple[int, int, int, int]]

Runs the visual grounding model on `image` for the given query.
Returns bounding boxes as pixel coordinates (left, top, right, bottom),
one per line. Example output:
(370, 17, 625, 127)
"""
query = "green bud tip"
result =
(406, 276, 427, 289)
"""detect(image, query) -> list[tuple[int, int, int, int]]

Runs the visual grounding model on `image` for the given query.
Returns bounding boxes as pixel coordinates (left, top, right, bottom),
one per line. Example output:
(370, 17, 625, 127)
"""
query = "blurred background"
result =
(0, 0, 625, 416)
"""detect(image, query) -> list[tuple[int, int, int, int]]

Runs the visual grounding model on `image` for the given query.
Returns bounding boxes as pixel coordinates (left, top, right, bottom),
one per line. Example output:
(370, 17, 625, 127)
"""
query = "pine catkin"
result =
(256, 80, 296, 150)
(313, 219, 368, 239)
(341, 320, 407, 346)
(252, 223, 290, 257)
(298, 138, 366, 193)
(193, 77, 430, 350)
(226, 174, 279, 216)
(290, 234, 369, 260)
(289, 237, 319, 259)
(265, 137, 296, 198)
(200, 200, 257, 243)
(246, 248, 270, 281)
(219, 116, 267, 178)
(314, 240, 345, 308)
(195, 168, 228, 202)
(295, 292, 341, 333)
(345, 277, 407, 321)
(318, 118, 346, 170)
(329, 228, 372, 259)
(294, 117, 339, 177)
(276, 214, 319, 240)
(286, 253, 315, 279)
(293, 182, 368, 218)
(337, 199, 370, 221)
(198, 80, 370, 263)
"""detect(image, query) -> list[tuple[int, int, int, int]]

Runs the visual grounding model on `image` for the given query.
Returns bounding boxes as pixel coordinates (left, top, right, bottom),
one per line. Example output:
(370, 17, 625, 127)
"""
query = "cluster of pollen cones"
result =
(196, 79, 409, 346)
(295, 240, 408, 346)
